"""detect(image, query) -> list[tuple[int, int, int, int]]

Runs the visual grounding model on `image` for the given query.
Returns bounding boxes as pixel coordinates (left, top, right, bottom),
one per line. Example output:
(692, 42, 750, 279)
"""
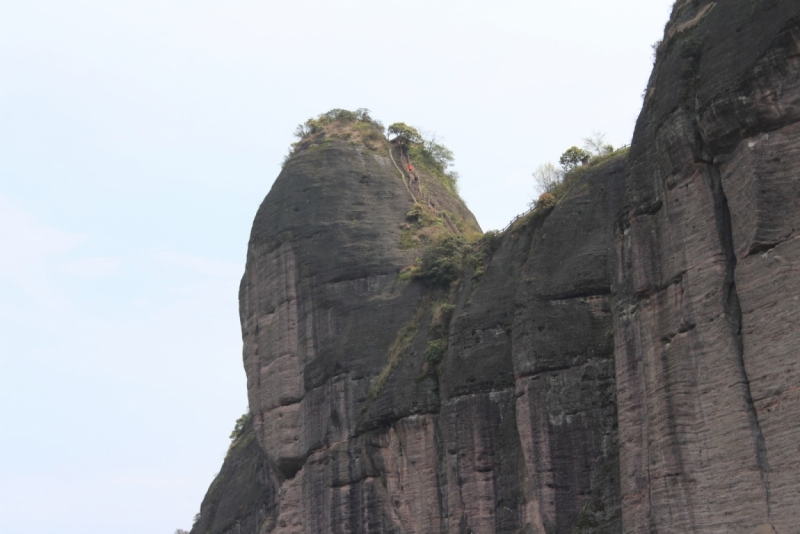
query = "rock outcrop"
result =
(190, 2, 800, 532)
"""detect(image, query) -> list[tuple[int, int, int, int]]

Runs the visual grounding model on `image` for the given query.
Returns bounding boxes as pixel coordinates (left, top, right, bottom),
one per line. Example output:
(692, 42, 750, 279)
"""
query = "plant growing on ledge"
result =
(535, 192, 557, 210)
(417, 235, 468, 287)
(387, 122, 423, 146)
(283, 108, 385, 166)
(229, 412, 249, 442)
(425, 339, 447, 366)
(295, 108, 383, 139)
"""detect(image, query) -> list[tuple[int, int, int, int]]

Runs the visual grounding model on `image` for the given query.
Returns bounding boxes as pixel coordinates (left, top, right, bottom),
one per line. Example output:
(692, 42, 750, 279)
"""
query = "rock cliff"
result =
(190, 2, 800, 532)
(615, 1, 800, 531)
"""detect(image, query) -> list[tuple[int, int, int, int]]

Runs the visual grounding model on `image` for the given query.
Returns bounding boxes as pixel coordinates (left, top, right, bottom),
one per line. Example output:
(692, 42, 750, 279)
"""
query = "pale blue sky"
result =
(0, 1, 674, 532)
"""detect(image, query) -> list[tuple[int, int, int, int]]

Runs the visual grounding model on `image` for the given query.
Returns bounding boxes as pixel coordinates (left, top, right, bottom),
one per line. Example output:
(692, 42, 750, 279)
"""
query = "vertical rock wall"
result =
(190, 2, 800, 532)
(614, 2, 800, 532)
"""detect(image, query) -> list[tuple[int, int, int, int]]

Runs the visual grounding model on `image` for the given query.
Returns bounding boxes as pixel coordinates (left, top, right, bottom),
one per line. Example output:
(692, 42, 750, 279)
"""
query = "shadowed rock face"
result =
(190, 2, 800, 532)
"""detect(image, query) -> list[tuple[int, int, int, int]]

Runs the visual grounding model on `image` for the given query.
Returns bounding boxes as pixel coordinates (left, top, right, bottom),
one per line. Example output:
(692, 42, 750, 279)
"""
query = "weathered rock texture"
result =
(190, 2, 800, 532)
(614, 1, 800, 532)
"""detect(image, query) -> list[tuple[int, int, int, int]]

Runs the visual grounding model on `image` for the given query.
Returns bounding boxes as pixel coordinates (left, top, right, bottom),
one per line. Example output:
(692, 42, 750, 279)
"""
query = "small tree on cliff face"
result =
(559, 146, 591, 172)
(229, 412, 249, 442)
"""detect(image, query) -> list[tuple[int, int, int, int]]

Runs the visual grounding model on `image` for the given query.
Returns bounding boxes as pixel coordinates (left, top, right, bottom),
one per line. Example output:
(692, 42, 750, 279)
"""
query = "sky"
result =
(0, 1, 675, 532)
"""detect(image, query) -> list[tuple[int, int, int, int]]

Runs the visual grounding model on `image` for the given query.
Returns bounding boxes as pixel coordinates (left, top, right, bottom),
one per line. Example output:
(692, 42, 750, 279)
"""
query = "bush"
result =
(283, 108, 385, 167)
(229, 412, 249, 442)
(536, 192, 557, 210)
(295, 108, 383, 139)
(406, 203, 434, 224)
(438, 303, 455, 322)
(418, 235, 468, 287)
(425, 339, 447, 366)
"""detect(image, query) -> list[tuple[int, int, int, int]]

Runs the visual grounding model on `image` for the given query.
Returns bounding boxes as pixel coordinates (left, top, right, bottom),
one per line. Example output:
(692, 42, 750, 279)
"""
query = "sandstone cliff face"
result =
(191, 124, 626, 533)
(614, 1, 800, 531)
(190, 2, 800, 532)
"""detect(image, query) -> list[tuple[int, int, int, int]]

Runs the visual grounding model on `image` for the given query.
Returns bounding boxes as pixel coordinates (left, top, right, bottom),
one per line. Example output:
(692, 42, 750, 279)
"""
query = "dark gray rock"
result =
(190, 420, 279, 534)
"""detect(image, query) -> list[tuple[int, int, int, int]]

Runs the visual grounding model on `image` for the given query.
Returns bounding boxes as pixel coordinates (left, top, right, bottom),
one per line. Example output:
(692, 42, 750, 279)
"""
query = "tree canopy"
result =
(387, 122, 423, 145)
(532, 162, 563, 195)
(294, 108, 383, 139)
(559, 146, 592, 172)
(582, 131, 614, 156)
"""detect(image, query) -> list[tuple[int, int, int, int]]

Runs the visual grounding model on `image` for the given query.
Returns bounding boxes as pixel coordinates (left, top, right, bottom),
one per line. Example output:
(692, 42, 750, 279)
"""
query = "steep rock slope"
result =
(614, 1, 800, 531)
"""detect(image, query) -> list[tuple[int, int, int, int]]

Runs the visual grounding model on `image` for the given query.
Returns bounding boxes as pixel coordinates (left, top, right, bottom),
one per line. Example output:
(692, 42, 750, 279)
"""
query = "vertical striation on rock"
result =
(190, 114, 626, 533)
(614, 1, 800, 532)
(513, 157, 626, 533)
(190, 2, 800, 532)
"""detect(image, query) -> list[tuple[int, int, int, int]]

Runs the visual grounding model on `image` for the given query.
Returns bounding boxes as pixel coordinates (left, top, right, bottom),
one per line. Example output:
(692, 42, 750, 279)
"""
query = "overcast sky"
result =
(0, 1, 675, 532)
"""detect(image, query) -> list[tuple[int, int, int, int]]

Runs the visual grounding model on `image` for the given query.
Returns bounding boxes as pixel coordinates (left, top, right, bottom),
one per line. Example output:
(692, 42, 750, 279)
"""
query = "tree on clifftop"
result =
(532, 162, 564, 195)
(387, 122, 423, 146)
(559, 146, 591, 172)
(582, 130, 614, 156)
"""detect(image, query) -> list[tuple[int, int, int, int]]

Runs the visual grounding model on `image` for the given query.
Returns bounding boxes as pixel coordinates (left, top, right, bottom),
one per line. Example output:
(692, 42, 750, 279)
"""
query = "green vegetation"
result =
(517, 142, 630, 232)
(530, 132, 626, 210)
(387, 122, 423, 145)
(409, 136, 459, 194)
(417, 235, 469, 288)
(364, 298, 429, 404)
(468, 230, 500, 282)
(551, 145, 628, 201)
(559, 146, 592, 172)
(429, 302, 456, 339)
(399, 226, 500, 297)
(419, 301, 458, 378)
(536, 192, 557, 210)
(399, 200, 479, 251)
(387, 122, 459, 194)
(229, 412, 249, 442)
(424, 339, 446, 366)
(400, 202, 448, 250)
(283, 108, 385, 166)
(294, 108, 383, 138)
